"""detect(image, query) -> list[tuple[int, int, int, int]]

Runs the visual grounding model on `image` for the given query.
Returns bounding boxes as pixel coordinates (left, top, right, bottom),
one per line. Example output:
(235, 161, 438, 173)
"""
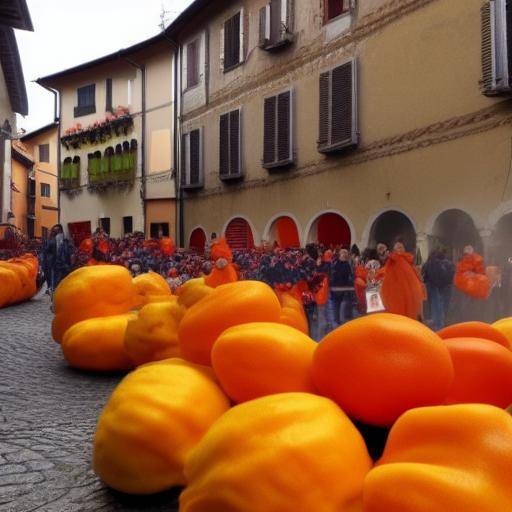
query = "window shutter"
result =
(277, 90, 292, 163)
(318, 60, 357, 152)
(219, 113, 230, 176)
(331, 61, 354, 146)
(181, 133, 188, 186)
(263, 96, 277, 164)
(220, 25, 225, 70)
(106, 78, 112, 112)
(270, 0, 282, 44)
(281, 0, 292, 36)
(259, 5, 270, 47)
(187, 40, 199, 88)
(318, 71, 330, 148)
(239, 9, 245, 64)
(229, 109, 241, 176)
(189, 129, 201, 185)
(481, 2, 496, 93)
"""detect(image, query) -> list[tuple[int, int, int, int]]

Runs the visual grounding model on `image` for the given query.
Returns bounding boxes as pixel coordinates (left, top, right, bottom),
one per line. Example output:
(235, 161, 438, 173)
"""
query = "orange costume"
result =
(204, 238, 239, 288)
(159, 237, 175, 257)
(381, 251, 425, 320)
(454, 253, 490, 300)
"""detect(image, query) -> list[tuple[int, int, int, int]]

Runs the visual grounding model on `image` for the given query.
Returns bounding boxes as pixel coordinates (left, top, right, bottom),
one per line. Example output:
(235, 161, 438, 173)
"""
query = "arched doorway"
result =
(189, 228, 206, 254)
(492, 213, 512, 264)
(307, 212, 352, 248)
(225, 217, 255, 250)
(430, 209, 482, 261)
(268, 216, 300, 248)
(369, 210, 417, 252)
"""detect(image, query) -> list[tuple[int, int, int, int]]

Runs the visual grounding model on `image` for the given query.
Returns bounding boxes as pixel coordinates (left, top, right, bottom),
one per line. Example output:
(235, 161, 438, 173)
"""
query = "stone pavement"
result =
(0, 296, 180, 512)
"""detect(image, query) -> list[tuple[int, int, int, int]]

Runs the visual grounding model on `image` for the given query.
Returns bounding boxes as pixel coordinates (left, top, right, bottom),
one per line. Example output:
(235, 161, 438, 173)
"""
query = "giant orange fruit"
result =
(211, 322, 317, 403)
(52, 266, 136, 343)
(178, 281, 282, 366)
(493, 317, 512, 347)
(313, 313, 454, 426)
(444, 337, 512, 407)
(438, 321, 510, 349)
(180, 393, 372, 512)
(61, 313, 136, 372)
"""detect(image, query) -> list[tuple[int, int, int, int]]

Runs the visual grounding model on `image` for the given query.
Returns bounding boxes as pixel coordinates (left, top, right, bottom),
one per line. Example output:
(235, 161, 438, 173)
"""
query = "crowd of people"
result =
(36, 224, 512, 340)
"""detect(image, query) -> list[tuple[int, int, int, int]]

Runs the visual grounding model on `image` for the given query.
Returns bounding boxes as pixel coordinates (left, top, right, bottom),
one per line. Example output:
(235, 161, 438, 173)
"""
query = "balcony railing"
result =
(87, 143, 137, 190)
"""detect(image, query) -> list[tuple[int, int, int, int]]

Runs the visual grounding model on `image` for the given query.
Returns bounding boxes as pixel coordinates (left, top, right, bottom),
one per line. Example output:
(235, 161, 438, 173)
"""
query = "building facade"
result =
(167, 0, 512, 262)
(37, 36, 176, 244)
(20, 123, 59, 237)
(0, 0, 32, 225)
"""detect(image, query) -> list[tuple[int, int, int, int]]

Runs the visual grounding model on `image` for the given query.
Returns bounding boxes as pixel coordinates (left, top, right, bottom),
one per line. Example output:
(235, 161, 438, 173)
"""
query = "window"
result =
(263, 90, 294, 168)
(318, 59, 358, 153)
(100, 217, 111, 235)
(106, 78, 113, 112)
(222, 11, 244, 71)
(127, 79, 134, 106)
(481, 0, 512, 95)
(324, 0, 351, 22)
(181, 128, 203, 189)
(74, 84, 96, 117)
(219, 109, 242, 179)
(40, 183, 51, 197)
(150, 223, 169, 239)
(123, 216, 133, 235)
(259, 0, 293, 49)
(39, 144, 49, 163)
(186, 39, 200, 88)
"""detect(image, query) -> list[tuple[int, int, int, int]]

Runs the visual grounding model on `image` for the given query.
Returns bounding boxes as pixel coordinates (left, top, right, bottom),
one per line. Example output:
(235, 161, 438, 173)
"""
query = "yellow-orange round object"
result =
(124, 301, 185, 366)
(93, 358, 230, 494)
(180, 393, 372, 512)
(61, 313, 136, 372)
(212, 323, 316, 403)
(363, 404, 512, 512)
(178, 281, 282, 366)
(52, 266, 136, 343)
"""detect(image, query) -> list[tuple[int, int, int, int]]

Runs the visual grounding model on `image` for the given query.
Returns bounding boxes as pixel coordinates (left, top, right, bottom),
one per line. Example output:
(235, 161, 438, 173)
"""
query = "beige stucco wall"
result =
(180, 0, 512, 255)
(46, 44, 175, 239)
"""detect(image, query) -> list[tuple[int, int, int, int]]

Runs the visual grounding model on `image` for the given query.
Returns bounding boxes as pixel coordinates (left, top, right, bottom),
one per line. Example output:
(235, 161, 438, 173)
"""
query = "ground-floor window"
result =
(123, 216, 133, 235)
(150, 222, 169, 239)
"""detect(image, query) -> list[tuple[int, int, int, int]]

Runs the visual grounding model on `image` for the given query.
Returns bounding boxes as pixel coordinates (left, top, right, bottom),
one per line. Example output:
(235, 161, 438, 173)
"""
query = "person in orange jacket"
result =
(204, 237, 239, 288)
(380, 241, 426, 320)
(309, 272, 330, 342)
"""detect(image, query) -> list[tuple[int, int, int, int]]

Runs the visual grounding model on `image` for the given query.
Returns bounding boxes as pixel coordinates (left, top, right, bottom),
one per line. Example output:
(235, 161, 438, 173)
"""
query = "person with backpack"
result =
(423, 249, 455, 331)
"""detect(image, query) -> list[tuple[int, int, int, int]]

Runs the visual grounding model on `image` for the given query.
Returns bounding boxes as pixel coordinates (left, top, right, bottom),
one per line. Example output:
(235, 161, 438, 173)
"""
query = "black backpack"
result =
(427, 259, 455, 288)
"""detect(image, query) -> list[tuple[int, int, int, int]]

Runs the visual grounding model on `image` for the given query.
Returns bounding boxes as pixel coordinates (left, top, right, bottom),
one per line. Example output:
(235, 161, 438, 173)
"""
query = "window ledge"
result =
(74, 105, 96, 118)
(220, 172, 244, 181)
(262, 158, 295, 170)
(182, 181, 204, 190)
(324, 10, 352, 25)
(261, 34, 294, 52)
(184, 82, 201, 93)
(223, 61, 244, 74)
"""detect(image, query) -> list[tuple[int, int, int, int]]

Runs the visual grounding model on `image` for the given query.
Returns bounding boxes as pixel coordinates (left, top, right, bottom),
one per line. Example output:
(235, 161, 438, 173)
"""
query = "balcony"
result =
(87, 140, 137, 192)
(60, 157, 81, 191)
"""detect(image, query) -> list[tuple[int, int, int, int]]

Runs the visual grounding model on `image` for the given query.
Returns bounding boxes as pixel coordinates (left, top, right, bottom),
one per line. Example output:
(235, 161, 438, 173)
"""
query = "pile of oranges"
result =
(50, 266, 512, 511)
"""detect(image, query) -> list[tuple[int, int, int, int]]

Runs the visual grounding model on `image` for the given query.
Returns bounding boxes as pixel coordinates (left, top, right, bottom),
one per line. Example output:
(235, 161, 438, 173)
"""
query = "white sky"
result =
(15, 0, 194, 133)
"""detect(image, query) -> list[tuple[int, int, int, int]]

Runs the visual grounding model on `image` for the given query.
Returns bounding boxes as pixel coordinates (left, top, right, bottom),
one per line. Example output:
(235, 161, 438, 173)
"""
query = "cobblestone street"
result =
(0, 297, 180, 512)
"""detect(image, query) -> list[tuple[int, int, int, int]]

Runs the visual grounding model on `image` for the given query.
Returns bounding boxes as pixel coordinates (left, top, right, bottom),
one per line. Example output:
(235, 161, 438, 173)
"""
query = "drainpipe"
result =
(36, 82, 61, 225)
(123, 57, 147, 236)
(162, 33, 183, 247)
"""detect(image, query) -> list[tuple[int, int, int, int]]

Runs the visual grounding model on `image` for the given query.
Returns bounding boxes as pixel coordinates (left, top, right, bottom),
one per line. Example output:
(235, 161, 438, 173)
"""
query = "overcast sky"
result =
(15, 0, 194, 133)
